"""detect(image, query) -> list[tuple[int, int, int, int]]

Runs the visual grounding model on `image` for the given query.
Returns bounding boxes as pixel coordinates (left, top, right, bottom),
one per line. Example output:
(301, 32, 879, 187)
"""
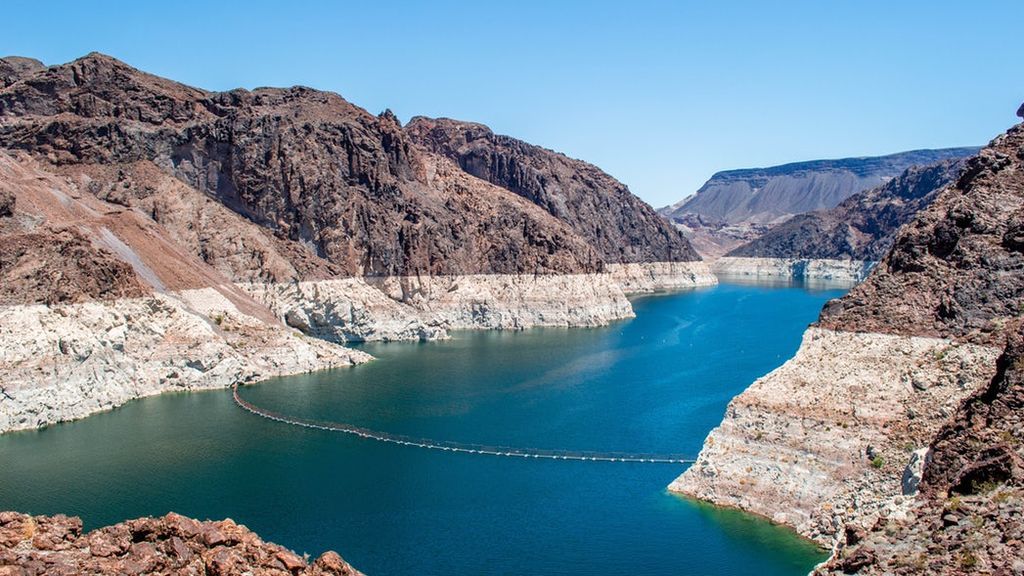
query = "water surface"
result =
(0, 281, 844, 575)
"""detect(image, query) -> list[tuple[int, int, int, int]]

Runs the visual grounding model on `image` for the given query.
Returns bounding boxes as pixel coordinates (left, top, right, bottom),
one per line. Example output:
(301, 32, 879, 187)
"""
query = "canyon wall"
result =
(672, 114, 1024, 573)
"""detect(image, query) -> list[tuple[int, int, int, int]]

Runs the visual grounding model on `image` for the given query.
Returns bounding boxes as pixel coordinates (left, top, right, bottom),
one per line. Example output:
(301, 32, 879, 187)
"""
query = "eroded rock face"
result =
(0, 226, 147, 305)
(728, 158, 968, 262)
(0, 56, 44, 88)
(816, 328, 1024, 575)
(0, 289, 370, 432)
(241, 272, 638, 343)
(0, 511, 362, 576)
(819, 124, 1024, 346)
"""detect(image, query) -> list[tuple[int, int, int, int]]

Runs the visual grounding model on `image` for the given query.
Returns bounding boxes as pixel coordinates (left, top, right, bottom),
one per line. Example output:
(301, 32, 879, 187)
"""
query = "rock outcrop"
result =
(0, 56, 43, 88)
(672, 109, 1024, 568)
(241, 272, 636, 343)
(728, 158, 968, 262)
(0, 511, 362, 575)
(819, 124, 1024, 347)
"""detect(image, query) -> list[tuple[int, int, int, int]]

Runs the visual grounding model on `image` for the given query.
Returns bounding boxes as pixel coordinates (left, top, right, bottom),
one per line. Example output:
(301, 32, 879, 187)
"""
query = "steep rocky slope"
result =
(728, 158, 967, 262)
(714, 158, 968, 283)
(405, 116, 699, 264)
(671, 110, 1024, 566)
(0, 511, 362, 575)
(0, 52, 701, 278)
(818, 124, 1024, 346)
(816, 327, 1024, 575)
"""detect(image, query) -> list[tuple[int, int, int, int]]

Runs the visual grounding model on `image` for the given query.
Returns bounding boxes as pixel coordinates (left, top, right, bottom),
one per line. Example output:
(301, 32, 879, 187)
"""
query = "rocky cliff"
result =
(0, 52, 701, 278)
(818, 124, 1024, 346)
(0, 511, 362, 576)
(671, 110, 1024, 570)
(405, 116, 699, 264)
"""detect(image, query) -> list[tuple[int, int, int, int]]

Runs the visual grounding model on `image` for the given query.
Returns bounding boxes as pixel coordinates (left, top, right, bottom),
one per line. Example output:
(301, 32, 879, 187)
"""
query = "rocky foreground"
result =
(0, 511, 361, 576)
(673, 109, 1024, 572)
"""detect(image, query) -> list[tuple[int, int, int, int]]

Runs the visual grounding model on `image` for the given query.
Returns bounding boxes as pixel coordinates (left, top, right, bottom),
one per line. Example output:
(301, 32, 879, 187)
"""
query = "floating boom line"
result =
(232, 385, 695, 464)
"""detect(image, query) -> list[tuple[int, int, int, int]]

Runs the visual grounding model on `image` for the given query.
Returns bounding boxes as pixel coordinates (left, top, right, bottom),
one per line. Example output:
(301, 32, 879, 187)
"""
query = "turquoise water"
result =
(0, 281, 844, 575)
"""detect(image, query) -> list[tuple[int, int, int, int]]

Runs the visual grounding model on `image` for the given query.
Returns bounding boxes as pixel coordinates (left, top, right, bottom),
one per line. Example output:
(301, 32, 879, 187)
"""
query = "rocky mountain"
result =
(672, 107, 1024, 573)
(0, 52, 698, 280)
(659, 147, 978, 258)
(663, 148, 979, 225)
(405, 116, 699, 264)
(0, 52, 715, 434)
(0, 511, 362, 575)
(727, 157, 968, 261)
(819, 123, 1024, 346)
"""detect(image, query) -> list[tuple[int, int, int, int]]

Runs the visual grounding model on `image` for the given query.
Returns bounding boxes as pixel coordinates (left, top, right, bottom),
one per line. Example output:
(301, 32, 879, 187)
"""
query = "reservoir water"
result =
(0, 280, 845, 575)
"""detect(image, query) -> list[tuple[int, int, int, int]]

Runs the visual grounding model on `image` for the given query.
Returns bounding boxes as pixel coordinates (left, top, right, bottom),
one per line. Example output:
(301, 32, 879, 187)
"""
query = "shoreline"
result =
(667, 491, 832, 554)
(668, 327, 1000, 548)
(710, 256, 876, 284)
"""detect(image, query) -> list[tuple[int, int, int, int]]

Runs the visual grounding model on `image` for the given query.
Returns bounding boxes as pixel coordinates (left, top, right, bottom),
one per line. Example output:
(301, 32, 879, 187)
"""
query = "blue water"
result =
(0, 281, 845, 575)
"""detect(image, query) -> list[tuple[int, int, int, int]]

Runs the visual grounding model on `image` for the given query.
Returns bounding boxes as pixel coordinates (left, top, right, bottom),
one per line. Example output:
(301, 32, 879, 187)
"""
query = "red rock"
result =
(87, 525, 131, 557)
(200, 525, 228, 547)
(166, 535, 192, 562)
(204, 547, 244, 576)
(28, 515, 80, 551)
(311, 551, 359, 575)
(276, 550, 306, 572)
(0, 512, 362, 575)
(163, 513, 201, 539)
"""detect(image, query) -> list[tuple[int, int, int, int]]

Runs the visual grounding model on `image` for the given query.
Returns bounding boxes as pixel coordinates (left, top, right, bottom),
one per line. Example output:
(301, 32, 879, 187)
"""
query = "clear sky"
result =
(3, 0, 1022, 207)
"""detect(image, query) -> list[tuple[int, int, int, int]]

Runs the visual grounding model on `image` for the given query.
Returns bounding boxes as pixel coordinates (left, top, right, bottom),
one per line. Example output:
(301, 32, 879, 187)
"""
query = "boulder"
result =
(901, 448, 930, 495)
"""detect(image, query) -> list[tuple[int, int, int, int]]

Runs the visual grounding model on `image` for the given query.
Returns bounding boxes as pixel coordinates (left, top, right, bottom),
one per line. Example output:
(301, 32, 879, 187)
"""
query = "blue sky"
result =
(3, 1, 1022, 207)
